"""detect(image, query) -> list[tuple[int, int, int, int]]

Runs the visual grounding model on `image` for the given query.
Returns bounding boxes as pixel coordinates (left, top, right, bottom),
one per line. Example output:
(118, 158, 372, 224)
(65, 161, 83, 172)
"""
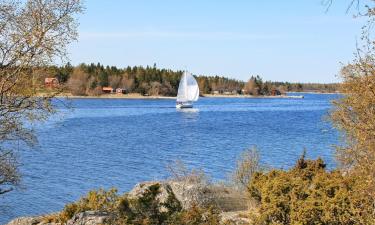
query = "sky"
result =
(68, 0, 366, 83)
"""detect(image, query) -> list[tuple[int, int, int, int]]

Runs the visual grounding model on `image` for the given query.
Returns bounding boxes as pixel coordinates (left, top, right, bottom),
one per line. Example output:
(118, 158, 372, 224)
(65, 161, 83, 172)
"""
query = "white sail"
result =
(177, 71, 199, 102)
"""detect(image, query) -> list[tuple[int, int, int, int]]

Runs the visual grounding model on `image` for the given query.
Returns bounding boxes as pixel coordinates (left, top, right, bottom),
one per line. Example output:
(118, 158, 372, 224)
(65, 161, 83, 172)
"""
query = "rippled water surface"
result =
(1, 94, 340, 224)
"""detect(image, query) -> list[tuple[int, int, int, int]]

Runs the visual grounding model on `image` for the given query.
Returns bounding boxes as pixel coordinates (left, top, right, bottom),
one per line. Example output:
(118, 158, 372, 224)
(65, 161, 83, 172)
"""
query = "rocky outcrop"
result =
(6, 211, 111, 225)
(128, 180, 216, 209)
(66, 211, 111, 225)
(221, 211, 252, 225)
(7, 180, 250, 225)
(128, 180, 248, 211)
(128, 180, 250, 224)
(6, 216, 47, 225)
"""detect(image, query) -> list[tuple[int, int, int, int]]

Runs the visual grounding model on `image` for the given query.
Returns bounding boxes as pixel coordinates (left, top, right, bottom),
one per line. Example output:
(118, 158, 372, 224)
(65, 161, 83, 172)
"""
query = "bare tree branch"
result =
(0, 0, 82, 195)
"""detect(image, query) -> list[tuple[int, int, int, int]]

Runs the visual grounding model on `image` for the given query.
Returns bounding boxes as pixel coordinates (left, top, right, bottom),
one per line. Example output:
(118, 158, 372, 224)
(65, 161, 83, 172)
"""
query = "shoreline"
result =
(55, 93, 175, 99)
(53, 93, 305, 99)
(287, 91, 340, 95)
(202, 94, 304, 99)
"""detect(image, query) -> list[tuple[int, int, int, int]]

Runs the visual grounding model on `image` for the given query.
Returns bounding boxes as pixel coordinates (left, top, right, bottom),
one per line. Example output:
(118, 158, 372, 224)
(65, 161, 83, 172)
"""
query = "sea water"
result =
(0, 93, 340, 224)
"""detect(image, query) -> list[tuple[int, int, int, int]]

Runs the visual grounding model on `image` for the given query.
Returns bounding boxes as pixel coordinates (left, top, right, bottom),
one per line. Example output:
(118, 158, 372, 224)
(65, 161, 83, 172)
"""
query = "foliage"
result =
(328, 0, 375, 219)
(329, 58, 375, 224)
(0, 150, 20, 194)
(35, 63, 339, 96)
(118, 184, 220, 225)
(117, 184, 177, 224)
(47, 184, 220, 225)
(232, 147, 260, 191)
(248, 154, 374, 224)
(0, 0, 82, 195)
(167, 160, 209, 185)
(166, 204, 221, 225)
(45, 188, 120, 223)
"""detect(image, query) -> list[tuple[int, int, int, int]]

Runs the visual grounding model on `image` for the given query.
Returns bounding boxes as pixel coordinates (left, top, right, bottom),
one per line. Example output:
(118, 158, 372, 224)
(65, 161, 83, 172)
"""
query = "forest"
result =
(40, 63, 338, 96)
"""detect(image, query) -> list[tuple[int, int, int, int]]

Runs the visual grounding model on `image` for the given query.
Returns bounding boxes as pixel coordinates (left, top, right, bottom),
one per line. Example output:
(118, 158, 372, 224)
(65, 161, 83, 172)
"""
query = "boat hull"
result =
(176, 102, 193, 108)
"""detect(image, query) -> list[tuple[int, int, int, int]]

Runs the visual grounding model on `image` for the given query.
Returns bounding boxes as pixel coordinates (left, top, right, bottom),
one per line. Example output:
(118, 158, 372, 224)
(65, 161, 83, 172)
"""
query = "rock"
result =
(6, 216, 57, 225)
(66, 211, 111, 225)
(6, 211, 110, 225)
(7, 180, 249, 225)
(168, 180, 215, 209)
(128, 180, 215, 210)
(128, 180, 248, 211)
(220, 211, 251, 225)
(6, 216, 42, 225)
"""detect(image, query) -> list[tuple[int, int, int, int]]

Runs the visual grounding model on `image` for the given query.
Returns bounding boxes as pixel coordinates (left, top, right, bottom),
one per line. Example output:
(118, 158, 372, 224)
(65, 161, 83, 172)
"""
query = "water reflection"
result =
(176, 108, 199, 113)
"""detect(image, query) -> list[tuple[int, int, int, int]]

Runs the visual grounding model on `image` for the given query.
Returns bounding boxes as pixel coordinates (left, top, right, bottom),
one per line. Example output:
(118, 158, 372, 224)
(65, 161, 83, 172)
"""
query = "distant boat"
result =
(176, 71, 199, 108)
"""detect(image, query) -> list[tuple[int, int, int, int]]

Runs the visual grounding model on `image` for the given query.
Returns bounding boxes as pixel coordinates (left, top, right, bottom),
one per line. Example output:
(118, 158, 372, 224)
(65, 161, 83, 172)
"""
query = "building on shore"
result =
(116, 88, 127, 94)
(270, 89, 282, 96)
(45, 77, 59, 88)
(102, 87, 114, 94)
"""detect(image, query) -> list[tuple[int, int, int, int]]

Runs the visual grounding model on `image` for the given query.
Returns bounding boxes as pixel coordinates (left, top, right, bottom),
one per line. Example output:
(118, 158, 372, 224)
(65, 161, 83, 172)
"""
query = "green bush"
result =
(117, 183, 220, 225)
(44, 188, 120, 223)
(248, 154, 373, 225)
(117, 183, 181, 224)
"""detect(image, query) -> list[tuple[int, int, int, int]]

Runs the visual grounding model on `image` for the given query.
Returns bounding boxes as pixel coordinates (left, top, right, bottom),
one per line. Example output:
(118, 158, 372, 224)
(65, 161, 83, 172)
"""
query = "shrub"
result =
(232, 147, 260, 191)
(45, 188, 120, 224)
(46, 183, 220, 225)
(248, 154, 374, 225)
(117, 183, 180, 224)
(166, 204, 221, 225)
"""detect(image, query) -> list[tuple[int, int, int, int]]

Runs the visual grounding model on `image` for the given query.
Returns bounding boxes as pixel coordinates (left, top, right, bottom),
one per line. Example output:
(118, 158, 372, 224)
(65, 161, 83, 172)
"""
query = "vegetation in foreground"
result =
(43, 150, 374, 225)
(0, 0, 82, 195)
(44, 173, 222, 225)
(248, 154, 372, 224)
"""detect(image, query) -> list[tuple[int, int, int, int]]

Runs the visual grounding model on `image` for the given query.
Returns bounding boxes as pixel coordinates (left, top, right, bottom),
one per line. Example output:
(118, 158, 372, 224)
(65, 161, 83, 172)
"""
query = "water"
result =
(0, 93, 340, 224)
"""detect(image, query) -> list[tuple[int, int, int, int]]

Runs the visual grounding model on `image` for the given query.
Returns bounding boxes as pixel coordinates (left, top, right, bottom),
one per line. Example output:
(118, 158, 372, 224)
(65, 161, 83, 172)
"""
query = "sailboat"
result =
(176, 71, 199, 108)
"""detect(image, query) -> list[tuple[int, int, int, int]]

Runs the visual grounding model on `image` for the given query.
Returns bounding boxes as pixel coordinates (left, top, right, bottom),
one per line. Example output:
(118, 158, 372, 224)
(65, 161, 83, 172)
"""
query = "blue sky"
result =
(68, 0, 365, 83)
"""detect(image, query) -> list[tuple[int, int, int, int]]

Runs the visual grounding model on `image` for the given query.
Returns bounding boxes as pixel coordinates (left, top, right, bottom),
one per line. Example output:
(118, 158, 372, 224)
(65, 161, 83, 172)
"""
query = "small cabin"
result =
(45, 77, 59, 88)
(102, 87, 114, 94)
(212, 90, 220, 95)
(116, 88, 126, 94)
(270, 89, 281, 96)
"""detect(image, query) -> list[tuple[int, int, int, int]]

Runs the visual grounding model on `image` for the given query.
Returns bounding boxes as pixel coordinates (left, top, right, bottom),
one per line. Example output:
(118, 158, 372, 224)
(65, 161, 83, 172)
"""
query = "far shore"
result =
(51, 93, 305, 99)
(203, 94, 304, 99)
(288, 91, 340, 95)
(59, 93, 175, 99)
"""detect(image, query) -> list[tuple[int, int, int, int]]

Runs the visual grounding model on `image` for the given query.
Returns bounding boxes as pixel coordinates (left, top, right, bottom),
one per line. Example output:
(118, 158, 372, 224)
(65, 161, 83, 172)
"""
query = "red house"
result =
(102, 87, 114, 94)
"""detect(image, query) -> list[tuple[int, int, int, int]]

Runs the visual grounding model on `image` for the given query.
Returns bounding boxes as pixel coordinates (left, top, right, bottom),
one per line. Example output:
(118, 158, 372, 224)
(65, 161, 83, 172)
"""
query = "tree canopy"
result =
(0, 0, 83, 195)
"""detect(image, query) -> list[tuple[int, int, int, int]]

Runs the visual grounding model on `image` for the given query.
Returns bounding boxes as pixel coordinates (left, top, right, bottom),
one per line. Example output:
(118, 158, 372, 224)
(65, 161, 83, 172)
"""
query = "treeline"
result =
(243, 76, 339, 95)
(39, 63, 338, 96)
(42, 63, 244, 96)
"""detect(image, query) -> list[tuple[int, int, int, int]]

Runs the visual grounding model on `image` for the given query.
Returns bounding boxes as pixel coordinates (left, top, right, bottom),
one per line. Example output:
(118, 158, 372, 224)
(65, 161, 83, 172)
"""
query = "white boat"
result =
(176, 71, 199, 108)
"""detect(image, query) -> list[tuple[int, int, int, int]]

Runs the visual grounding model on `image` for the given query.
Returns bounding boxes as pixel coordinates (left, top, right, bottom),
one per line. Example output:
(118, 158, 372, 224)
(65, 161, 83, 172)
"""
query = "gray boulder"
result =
(128, 180, 248, 212)
(221, 211, 251, 225)
(6, 216, 57, 225)
(66, 211, 111, 225)
(6, 211, 111, 225)
(7, 180, 249, 225)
